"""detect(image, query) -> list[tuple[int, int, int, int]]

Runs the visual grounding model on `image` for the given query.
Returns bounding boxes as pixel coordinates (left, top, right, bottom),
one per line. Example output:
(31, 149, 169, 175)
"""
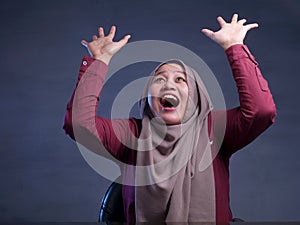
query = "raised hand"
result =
(202, 14, 258, 50)
(81, 26, 131, 65)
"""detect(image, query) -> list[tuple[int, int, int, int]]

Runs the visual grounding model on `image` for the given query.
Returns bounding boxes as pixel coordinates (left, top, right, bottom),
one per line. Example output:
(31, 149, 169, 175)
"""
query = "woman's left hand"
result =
(202, 13, 258, 50)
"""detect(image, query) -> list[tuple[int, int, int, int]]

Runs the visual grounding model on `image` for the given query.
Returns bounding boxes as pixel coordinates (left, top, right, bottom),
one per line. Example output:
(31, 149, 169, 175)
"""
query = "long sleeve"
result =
(63, 56, 107, 140)
(221, 44, 276, 157)
(63, 56, 139, 161)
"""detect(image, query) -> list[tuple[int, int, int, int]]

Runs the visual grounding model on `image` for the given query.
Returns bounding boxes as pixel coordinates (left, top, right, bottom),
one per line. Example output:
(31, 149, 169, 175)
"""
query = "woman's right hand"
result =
(81, 25, 131, 65)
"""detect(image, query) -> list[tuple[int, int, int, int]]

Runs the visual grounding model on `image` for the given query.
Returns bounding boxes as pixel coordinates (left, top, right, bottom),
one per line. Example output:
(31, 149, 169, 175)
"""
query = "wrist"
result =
(222, 41, 244, 51)
(93, 53, 112, 65)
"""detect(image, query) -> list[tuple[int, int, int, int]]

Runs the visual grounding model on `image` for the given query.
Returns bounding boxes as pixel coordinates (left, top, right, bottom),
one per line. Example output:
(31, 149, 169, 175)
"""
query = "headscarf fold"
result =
(135, 59, 217, 222)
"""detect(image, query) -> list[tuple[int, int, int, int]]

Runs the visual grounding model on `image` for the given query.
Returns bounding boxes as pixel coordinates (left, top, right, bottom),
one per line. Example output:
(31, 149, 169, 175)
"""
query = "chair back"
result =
(99, 178, 125, 222)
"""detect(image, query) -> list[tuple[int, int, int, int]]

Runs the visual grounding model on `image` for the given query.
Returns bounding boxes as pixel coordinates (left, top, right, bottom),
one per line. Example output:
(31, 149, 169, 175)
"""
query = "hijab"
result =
(135, 59, 216, 222)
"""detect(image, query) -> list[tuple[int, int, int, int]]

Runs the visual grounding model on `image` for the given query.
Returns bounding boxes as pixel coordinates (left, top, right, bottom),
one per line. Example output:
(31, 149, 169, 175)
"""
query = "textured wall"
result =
(0, 0, 299, 222)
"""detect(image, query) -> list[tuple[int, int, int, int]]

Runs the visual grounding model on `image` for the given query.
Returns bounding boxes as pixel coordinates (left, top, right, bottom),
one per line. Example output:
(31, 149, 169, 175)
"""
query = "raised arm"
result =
(63, 26, 137, 160)
(202, 14, 276, 156)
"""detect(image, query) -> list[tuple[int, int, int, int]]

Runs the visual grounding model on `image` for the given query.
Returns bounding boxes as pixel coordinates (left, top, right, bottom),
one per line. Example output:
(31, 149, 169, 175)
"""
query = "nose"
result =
(162, 79, 176, 91)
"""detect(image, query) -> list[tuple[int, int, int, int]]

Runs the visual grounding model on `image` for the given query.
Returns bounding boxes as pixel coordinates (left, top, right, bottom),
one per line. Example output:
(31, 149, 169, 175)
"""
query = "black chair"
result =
(99, 180, 244, 223)
(99, 178, 124, 223)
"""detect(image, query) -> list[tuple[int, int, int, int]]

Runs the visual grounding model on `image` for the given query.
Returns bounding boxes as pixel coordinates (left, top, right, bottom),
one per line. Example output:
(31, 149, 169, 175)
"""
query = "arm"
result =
(223, 44, 276, 155)
(202, 14, 276, 156)
(63, 26, 137, 160)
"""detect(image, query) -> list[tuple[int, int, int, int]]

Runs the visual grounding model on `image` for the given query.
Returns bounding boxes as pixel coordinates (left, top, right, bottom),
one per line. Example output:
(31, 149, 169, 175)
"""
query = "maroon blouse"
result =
(63, 44, 276, 223)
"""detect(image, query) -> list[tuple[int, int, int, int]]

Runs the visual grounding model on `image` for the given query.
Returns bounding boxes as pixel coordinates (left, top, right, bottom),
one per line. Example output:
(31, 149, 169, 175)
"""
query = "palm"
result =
(88, 38, 120, 57)
(102, 40, 121, 55)
(212, 23, 247, 47)
(202, 14, 258, 50)
(81, 26, 131, 64)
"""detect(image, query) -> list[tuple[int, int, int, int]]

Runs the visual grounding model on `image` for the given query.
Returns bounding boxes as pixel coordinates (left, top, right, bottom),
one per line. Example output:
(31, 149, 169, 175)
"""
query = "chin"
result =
(161, 115, 182, 125)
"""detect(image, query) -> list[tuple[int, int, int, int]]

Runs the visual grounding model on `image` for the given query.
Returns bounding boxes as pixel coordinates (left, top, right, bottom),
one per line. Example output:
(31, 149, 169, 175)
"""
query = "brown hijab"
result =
(135, 59, 216, 222)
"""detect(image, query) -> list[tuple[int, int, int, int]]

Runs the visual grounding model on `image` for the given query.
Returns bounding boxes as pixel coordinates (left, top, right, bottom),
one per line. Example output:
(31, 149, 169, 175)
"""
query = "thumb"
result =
(201, 28, 214, 39)
(118, 34, 131, 46)
(245, 23, 259, 31)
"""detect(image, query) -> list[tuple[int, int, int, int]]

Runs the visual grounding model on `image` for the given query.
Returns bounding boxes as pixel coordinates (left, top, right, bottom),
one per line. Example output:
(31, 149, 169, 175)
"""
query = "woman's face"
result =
(148, 63, 189, 125)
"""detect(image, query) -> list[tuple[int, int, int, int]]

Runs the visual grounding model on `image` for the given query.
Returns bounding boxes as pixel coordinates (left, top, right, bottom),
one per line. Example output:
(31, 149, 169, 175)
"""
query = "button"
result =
(82, 60, 88, 66)
(209, 140, 213, 145)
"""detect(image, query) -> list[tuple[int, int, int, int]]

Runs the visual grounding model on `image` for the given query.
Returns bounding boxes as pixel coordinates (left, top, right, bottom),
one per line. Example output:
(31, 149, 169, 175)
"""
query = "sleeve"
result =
(63, 56, 139, 161)
(221, 44, 277, 157)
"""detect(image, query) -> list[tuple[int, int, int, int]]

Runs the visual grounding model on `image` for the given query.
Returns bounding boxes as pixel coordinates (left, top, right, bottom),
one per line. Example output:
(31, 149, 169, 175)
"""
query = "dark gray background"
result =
(0, 0, 299, 222)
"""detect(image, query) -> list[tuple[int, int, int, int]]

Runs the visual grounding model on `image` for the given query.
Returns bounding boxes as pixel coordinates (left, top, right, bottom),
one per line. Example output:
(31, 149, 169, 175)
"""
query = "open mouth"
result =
(160, 94, 179, 108)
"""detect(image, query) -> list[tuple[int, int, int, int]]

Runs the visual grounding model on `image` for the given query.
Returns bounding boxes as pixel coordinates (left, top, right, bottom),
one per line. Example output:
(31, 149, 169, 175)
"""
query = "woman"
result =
(63, 14, 276, 223)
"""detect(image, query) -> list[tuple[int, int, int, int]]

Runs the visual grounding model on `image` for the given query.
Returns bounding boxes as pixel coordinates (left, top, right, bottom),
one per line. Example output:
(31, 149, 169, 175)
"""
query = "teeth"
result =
(160, 94, 179, 107)
(163, 94, 177, 100)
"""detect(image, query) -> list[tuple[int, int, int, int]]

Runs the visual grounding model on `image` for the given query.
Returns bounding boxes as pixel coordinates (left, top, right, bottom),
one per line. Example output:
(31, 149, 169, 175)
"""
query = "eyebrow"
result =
(154, 70, 186, 76)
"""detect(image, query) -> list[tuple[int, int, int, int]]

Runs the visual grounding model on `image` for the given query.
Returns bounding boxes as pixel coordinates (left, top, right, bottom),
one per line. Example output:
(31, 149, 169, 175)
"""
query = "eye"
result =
(153, 77, 165, 83)
(176, 76, 186, 83)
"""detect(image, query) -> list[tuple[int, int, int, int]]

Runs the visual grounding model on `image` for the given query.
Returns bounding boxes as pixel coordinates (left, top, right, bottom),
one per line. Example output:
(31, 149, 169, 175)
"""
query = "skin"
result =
(81, 13, 259, 124)
(148, 63, 189, 125)
(201, 14, 258, 50)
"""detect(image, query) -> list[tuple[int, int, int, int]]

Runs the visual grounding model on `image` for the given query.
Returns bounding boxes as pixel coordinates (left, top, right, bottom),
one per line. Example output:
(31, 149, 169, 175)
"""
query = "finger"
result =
(118, 34, 131, 46)
(201, 28, 214, 38)
(98, 27, 104, 38)
(245, 23, 259, 31)
(238, 18, 247, 25)
(81, 40, 88, 47)
(92, 35, 98, 41)
(108, 25, 116, 38)
(217, 16, 226, 27)
(231, 13, 238, 23)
